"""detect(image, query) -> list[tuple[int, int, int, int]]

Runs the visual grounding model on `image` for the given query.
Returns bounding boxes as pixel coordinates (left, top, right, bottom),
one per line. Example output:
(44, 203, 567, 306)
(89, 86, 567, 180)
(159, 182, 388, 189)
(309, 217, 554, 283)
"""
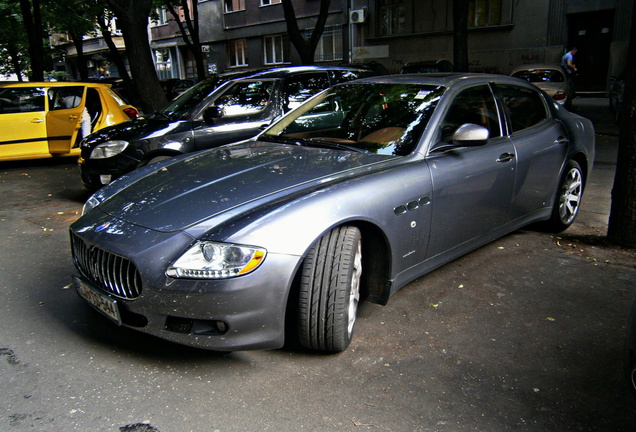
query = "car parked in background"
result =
(78, 65, 376, 189)
(160, 78, 196, 101)
(0, 82, 138, 161)
(400, 59, 453, 74)
(511, 64, 574, 108)
(70, 73, 594, 353)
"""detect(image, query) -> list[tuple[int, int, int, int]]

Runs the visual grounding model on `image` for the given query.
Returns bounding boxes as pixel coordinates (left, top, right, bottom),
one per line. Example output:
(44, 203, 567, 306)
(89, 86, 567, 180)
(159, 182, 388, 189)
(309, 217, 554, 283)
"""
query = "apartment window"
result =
(228, 39, 248, 67)
(469, 0, 503, 27)
(305, 25, 343, 62)
(154, 48, 173, 79)
(261, 0, 281, 5)
(379, 0, 406, 36)
(152, 7, 170, 26)
(263, 35, 287, 65)
(224, 0, 246, 13)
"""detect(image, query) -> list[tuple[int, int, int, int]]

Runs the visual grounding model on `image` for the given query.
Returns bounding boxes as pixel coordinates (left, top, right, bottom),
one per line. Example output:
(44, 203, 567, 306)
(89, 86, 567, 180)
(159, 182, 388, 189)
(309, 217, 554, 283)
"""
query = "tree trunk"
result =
(70, 31, 88, 81)
(108, 0, 167, 113)
(19, 0, 45, 81)
(281, 0, 330, 65)
(607, 5, 636, 248)
(453, 0, 469, 72)
(166, 0, 206, 81)
(99, 20, 140, 106)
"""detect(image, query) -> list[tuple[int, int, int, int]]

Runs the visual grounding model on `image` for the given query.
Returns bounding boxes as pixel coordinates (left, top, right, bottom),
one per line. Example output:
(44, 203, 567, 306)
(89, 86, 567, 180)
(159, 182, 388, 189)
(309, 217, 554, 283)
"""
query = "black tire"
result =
(139, 155, 172, 167)
(542, 160, 584, 232)
(298, 226, 362, 353)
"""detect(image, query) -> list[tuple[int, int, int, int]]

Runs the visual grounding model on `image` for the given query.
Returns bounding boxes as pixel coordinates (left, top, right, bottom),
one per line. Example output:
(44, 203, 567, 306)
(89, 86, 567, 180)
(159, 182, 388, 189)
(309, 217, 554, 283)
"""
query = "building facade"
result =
(52, 0, 631, 92)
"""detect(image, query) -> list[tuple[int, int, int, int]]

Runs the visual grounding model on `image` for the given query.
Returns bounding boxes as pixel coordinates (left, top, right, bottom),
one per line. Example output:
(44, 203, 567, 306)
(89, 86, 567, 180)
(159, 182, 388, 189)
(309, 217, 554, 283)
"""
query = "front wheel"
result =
(543, 160, 584, 232)
(298, 226, 362, 353)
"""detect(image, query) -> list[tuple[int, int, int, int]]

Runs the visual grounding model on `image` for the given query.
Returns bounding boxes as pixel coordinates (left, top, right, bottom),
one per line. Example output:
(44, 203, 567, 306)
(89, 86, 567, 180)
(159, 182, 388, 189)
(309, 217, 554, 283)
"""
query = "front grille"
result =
(70, 231, 142, 299)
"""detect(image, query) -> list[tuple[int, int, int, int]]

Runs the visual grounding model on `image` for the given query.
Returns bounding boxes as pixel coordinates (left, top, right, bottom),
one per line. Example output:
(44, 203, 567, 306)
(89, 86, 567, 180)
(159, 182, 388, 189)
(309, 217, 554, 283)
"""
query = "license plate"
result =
(73, 276, 122, 325)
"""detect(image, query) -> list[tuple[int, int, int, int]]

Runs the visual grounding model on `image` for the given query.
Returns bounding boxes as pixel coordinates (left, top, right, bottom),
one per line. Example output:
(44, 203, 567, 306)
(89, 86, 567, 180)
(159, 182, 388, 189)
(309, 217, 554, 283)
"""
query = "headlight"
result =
(81, 195, 101, 215)
(90, 140, 129, 159)
(167, 242, 267, 279)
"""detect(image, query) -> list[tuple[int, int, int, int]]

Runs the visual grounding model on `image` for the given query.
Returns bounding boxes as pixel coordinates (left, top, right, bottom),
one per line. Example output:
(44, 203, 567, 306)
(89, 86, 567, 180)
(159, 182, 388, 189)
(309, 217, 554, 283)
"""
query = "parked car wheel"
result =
(544, 160, 584, 232)
(140, 155, 173, 167)
(298, 226, 362, 353)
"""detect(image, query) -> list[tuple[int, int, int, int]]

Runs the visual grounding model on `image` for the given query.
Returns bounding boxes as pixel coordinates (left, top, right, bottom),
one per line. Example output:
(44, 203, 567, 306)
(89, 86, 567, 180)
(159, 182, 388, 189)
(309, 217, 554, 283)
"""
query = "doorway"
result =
(567, 9, 614, 92)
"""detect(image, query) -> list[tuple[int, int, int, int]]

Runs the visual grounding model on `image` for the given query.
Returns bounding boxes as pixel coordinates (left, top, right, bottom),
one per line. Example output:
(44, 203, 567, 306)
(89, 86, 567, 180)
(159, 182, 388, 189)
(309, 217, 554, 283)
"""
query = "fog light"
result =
(99, 175, 112, 185)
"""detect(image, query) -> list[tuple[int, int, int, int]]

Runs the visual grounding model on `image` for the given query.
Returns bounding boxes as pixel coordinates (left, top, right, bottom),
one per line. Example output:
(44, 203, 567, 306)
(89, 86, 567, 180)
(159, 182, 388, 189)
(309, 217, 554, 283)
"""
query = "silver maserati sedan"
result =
(70, 74, 595, 353)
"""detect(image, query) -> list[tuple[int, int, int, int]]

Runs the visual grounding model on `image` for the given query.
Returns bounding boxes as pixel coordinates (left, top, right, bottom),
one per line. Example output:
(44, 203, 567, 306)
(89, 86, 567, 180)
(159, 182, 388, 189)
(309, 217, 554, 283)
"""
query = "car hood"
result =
(95, 140, 395, 232)
(83, 114, 188, 146)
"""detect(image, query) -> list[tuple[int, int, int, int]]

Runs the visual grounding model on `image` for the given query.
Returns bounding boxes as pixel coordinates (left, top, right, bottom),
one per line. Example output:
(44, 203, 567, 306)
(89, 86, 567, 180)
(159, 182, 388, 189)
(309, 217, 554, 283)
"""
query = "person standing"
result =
(562, 47, 578, 98)
(562, 47, 578, 75)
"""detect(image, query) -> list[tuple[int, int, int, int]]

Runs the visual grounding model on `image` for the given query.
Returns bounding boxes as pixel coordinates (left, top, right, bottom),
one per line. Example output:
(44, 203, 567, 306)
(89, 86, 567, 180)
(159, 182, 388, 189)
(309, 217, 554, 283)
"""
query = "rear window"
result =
(512, 69, 565, 83)
(497, 85, 549, 133)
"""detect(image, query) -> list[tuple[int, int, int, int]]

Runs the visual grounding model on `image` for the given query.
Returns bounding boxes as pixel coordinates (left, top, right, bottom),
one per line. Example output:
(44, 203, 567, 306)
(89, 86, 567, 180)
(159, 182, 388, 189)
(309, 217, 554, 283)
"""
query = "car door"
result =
(425, 84, 516, 259)
(0, 86, 48, 159)
(494, 84, 568, 219)
(46, 86, 87, 154)
(192, 79, 278, 150)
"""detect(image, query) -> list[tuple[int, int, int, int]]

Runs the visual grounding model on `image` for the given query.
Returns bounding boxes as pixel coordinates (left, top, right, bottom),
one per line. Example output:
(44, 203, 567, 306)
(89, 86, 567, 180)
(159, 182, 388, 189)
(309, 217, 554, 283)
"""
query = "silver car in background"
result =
(70, 74, 595, 353)
(511, 64, 574, 108)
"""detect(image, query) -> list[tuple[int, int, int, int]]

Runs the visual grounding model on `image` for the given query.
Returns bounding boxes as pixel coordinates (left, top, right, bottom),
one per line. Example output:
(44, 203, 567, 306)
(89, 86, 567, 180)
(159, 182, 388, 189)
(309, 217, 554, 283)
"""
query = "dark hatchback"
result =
(78, 66, 375, 189)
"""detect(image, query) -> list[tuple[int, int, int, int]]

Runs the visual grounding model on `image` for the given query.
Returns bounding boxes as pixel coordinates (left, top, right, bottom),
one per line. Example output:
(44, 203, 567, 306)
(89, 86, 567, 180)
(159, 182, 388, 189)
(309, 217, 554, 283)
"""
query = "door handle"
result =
(31, 118, 44, 123)
(555, 136, 569, 145)
(69, 115, 78, 120)
(497, 153, 515, 163)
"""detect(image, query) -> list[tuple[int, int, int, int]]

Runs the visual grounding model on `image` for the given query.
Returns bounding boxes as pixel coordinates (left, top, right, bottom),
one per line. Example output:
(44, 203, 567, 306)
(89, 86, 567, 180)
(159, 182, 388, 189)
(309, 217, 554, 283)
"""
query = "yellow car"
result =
(0, 82, 138, 161)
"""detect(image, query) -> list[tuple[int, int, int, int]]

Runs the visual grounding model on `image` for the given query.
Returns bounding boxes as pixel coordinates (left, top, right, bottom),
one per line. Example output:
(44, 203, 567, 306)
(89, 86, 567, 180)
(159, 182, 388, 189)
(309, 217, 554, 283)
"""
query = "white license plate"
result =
(73, 276, 122, 325)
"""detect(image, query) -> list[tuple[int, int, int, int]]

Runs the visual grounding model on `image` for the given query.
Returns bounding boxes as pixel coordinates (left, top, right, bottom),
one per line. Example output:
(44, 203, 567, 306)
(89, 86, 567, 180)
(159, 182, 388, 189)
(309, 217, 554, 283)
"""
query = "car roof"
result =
(344, 72, 527, 87)
(511, 64, 566, 73)
(0, 81, 112, 88)
(243, 65, 375, 79)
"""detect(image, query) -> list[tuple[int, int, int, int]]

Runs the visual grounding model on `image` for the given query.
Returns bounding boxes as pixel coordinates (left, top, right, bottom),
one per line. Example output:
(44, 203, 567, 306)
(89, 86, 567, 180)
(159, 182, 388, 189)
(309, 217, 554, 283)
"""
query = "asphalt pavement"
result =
(0, 97, 634, 432)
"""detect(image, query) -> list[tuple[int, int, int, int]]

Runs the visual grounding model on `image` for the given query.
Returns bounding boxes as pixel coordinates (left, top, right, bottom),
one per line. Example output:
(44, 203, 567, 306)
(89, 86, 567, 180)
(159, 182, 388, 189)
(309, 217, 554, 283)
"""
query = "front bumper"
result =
(78, 153, 141, 189)
(70, 212, 300, 351)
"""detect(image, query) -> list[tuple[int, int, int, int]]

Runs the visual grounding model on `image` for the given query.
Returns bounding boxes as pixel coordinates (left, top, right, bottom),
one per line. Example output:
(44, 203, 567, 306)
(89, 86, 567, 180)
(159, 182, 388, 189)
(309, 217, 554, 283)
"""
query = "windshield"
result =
(160, 78, 221, 120)
(263, 82, 444, 156)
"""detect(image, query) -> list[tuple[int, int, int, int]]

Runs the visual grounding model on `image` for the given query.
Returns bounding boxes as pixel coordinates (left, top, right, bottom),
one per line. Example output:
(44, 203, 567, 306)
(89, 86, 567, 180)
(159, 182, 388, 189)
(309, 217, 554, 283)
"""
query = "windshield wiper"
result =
(151, 111, 173, 120)
(300, 138, 370, 154)
(261, 135, 369, 153)
(260, 135, 303, 146)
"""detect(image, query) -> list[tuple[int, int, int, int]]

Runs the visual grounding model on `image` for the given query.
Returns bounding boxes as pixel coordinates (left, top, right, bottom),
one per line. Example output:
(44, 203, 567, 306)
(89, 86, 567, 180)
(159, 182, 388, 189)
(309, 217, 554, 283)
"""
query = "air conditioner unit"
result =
(349, 8, 367, 24)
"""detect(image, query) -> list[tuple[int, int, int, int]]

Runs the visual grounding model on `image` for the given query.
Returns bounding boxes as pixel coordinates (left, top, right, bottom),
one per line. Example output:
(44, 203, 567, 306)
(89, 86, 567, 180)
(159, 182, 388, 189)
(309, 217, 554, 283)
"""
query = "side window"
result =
(214, 80, 275, 116)
(440, 85, 501, 143)
(0, 87, 45, 113)
(283, 73, 330, 111)
(48, 86, 85, 111)
(497, 84, 548, 133)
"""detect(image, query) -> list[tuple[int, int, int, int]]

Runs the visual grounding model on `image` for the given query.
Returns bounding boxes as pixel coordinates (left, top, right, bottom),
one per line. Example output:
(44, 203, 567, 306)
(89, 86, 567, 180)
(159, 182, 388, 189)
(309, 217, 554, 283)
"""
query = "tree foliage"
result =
(0, 1, 29, 80)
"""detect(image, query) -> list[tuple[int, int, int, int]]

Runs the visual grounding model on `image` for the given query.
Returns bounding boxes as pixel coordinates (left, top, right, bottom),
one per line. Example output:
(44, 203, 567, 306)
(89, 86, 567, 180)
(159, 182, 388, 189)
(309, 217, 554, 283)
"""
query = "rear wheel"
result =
(543, 160, 584, 232)
(298, 226, 362, 353)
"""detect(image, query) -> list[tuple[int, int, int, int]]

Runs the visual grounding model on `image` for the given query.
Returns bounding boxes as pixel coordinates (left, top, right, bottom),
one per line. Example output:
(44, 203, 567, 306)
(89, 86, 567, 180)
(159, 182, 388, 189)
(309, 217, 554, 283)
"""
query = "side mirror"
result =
(203, 106, 223, 124)
(452, 123, 489, 146)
